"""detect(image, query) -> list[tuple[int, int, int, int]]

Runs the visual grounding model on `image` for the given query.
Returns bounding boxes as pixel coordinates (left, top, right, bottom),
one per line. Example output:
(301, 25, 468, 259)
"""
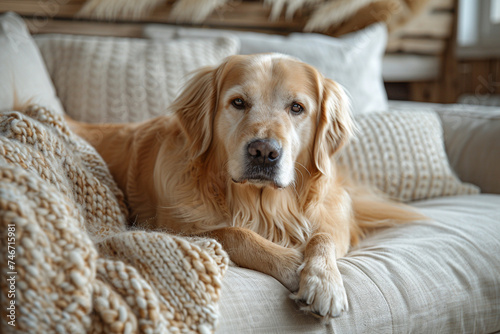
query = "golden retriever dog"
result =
(68, 53, 423, 319)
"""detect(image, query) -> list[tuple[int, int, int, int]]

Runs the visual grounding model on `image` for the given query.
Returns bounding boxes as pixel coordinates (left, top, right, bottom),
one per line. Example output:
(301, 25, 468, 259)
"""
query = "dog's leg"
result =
(291, 230, 349, 319)
(204, 227, 303, 292)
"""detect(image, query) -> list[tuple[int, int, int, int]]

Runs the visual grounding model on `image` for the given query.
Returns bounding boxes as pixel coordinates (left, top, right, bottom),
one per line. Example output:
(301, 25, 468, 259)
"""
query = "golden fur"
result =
(68, 53, 424, 319)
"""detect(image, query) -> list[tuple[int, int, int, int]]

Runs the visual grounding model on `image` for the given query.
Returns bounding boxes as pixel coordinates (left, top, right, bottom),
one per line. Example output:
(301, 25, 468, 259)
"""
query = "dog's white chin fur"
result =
(232, 178, 287, 190)
(230, 163, 295, 190)
(228, 151, 296, 190)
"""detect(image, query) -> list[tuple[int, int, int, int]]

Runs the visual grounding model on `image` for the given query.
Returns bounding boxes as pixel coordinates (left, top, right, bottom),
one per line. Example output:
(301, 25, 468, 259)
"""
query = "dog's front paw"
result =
(290, 258, 348, 319)
(275, 248, 303, 292)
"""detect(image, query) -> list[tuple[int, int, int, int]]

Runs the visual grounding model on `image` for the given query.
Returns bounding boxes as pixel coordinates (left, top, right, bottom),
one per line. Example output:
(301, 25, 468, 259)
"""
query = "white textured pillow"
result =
(34, 34, 239, 123)
(0, 12, 64, 114)
(337, 110, 480, 202)
(144, 23, 389, 115)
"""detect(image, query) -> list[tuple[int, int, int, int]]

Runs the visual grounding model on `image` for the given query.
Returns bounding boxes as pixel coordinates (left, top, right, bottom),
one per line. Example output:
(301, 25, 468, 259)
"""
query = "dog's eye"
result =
(290, 103, 304, 115)
(231, 98, 246, 110)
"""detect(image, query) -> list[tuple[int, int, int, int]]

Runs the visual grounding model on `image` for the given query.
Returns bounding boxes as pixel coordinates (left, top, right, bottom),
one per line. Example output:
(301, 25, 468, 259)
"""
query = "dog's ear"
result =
(172, 66, 219, 159)
(313, 77, 354, 175)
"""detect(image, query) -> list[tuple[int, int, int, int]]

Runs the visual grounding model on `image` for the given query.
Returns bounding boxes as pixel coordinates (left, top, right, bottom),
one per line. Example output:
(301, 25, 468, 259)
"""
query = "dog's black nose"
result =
(247, 139, 281, 165)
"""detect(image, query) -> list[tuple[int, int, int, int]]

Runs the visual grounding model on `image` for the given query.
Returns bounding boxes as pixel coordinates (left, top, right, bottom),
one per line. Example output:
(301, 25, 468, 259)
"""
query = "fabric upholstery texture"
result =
(435, 106, 500, 194)
(0, 12, 64, 115)
(216, 194, 500, 334)
(337, 110, 480, 202)
(143, 23, 389, 115)
(388, 101, 500, 194)
(0, 105, 228, 333)
(34, 34, 239, 123)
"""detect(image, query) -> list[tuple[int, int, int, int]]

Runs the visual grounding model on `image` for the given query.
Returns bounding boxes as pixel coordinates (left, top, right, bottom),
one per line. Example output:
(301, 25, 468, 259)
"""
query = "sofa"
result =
(1, 11, 499, 334)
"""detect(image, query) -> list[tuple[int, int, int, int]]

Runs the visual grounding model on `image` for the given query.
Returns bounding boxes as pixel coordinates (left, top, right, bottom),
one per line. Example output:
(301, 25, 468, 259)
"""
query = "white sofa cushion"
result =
(337, 110, 480, 201)
(143, 23, 389, 115)
(0, 12, 64, 115)
(216, 194, 500, 333)
(34, 34, 239, 123)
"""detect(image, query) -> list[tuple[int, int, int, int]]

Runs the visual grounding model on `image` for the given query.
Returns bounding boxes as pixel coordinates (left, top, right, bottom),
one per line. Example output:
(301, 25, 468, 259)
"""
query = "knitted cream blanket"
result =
(0, 105, 229, 333)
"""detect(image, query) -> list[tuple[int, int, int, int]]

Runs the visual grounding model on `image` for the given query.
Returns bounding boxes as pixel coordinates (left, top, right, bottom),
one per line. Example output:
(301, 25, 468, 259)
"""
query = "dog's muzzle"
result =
(241, 138, 282, 183)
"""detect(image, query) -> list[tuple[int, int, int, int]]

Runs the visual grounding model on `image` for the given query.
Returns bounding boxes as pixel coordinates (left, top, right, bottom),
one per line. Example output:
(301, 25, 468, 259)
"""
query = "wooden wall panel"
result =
(0, 0, 309, 32)
(406, 58, 500, 103)
(387, 0, 454, 56)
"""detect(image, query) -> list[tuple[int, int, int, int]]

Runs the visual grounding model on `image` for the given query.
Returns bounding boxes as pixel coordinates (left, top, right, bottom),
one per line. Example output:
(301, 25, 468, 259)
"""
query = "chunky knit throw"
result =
(0, 105, 229, 333)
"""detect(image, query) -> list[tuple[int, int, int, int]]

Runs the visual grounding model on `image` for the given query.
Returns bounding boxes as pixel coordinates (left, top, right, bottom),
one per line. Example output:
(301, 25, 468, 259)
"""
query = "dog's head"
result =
(173, 54, 354, 189)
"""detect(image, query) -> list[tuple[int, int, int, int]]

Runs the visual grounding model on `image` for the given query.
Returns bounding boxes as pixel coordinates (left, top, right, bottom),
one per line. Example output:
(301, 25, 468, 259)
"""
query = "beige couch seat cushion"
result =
(216, 194, 500, 333)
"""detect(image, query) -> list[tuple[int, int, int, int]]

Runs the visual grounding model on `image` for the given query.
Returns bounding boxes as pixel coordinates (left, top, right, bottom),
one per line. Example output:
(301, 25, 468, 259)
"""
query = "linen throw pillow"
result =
(0, 12, 64, 115)
(143, 23, 389, 115)
(337, 110, 480, 202)
(34, 34, 239, 123)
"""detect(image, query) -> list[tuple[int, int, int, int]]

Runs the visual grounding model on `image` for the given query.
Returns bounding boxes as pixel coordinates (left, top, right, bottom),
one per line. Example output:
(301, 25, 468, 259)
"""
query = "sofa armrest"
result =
(435, 105, 500, 194)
